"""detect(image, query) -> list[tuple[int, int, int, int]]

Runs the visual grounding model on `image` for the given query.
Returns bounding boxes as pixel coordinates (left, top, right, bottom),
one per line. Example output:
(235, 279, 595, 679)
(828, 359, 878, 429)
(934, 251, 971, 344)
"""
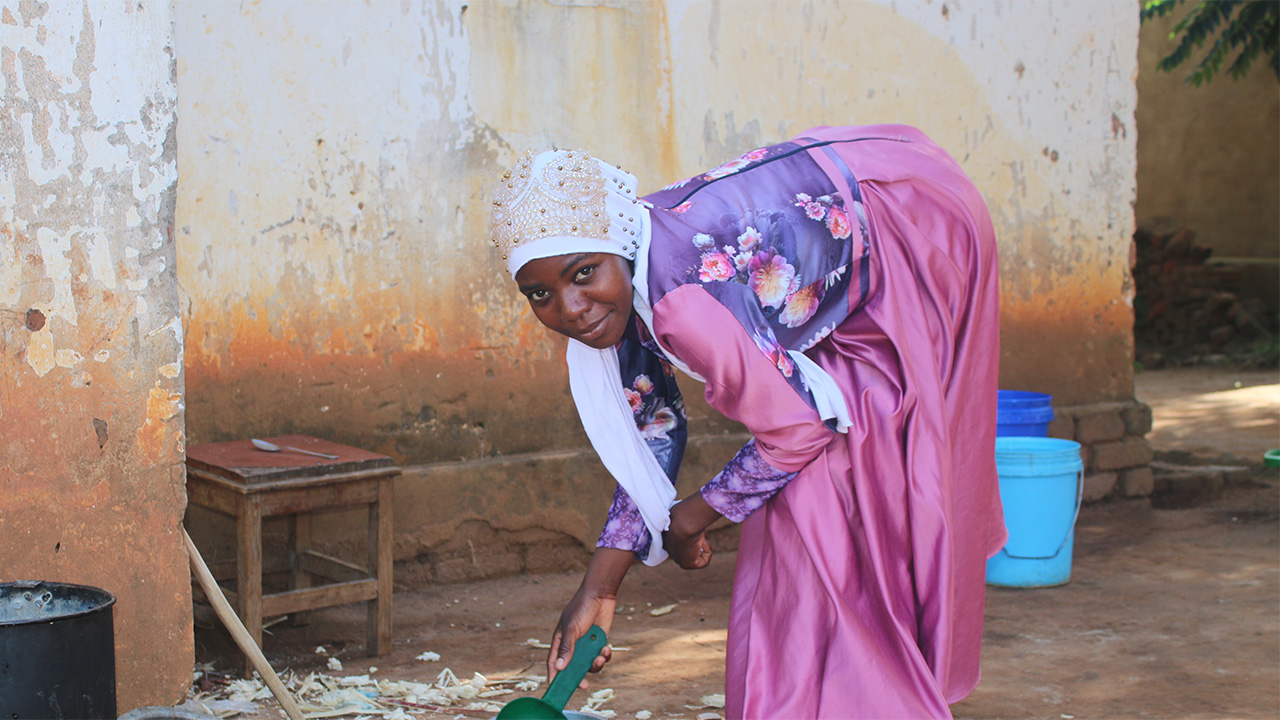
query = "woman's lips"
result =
(577, 312, 611, 343)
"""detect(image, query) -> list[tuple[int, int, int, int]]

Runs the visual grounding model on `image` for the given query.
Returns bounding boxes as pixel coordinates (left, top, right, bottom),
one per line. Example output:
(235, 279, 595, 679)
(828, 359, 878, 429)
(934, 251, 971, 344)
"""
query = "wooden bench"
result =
(184, 435, 399, 673)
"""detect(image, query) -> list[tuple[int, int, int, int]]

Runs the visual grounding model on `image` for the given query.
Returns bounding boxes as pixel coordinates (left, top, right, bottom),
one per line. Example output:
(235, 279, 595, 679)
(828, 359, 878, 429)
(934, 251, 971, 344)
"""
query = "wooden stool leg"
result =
(368, 478, 393, 655)
(289, 511, 313, 626)
(237, 497, 264, 677)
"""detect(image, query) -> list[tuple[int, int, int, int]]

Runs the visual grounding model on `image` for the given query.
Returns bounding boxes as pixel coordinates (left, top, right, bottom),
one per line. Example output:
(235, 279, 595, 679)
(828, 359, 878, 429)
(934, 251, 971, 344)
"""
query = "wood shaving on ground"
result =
(579, 687, 616, 716)
(684, 693, 725, 711)
(648, 604, 677, 617)
(188, 665, 548, 718)
(415, 651, 441, 662)
(699, 694, 726, 708)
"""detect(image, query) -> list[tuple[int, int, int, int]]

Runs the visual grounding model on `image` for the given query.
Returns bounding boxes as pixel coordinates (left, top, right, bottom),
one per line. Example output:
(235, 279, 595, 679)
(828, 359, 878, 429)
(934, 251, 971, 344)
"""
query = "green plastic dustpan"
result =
(496, 625, 608, 719)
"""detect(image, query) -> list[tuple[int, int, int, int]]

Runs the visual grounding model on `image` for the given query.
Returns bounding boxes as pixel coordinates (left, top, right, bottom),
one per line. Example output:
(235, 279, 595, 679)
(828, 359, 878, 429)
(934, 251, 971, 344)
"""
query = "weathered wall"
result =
(177, 0, 1139, 581)
(1136, 5, 1279, 261)
(0, 0, 189, 711)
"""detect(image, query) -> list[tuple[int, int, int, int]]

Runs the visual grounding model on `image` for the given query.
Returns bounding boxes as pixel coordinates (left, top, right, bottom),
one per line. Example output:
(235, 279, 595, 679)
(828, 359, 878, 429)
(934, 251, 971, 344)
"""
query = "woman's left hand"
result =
(663, 493, 722, 570)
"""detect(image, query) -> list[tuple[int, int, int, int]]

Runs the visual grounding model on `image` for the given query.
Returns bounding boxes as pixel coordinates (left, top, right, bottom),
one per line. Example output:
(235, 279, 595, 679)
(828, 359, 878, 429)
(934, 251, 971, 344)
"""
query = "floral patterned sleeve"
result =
(701, 439, 799, 523)
(596, 485, 652, 558)
(594, 327, 684, 559)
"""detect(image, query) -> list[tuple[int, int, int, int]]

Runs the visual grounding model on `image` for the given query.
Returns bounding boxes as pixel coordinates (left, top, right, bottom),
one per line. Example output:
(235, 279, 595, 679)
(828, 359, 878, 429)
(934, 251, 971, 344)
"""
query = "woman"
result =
(489, 124, 1005, 718)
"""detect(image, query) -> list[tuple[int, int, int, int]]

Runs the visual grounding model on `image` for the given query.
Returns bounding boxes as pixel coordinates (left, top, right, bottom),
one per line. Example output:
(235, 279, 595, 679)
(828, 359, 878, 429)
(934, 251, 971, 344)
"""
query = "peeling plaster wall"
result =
(178, 1, 1137, 579)
(0, 0, 188, 710)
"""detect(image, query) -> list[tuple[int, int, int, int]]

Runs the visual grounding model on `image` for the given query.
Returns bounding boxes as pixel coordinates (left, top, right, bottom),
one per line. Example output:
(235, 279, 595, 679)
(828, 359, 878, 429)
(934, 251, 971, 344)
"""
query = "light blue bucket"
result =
(996, 390, 1054, 437)
(986, 437, 1084, 588)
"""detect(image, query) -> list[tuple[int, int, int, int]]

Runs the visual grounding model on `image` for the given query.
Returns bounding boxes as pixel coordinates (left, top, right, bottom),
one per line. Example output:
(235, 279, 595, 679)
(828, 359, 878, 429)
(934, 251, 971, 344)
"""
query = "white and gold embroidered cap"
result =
(490, 148, 644, 277)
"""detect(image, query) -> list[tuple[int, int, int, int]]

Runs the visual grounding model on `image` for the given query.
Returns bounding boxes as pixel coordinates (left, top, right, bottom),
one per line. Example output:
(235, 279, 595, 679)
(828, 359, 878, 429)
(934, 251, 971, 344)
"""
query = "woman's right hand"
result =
(547, 547, 634, 689)
(548, 589, 616, 688)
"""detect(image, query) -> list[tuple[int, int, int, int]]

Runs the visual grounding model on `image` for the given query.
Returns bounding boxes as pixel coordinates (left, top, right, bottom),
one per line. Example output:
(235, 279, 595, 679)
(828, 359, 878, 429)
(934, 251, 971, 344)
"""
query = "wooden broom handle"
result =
(183, 528, 305, 720)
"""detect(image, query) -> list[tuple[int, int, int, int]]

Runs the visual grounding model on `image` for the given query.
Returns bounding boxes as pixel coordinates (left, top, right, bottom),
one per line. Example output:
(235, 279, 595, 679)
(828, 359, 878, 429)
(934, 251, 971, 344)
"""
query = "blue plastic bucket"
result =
(986, 437, 1084, 588)
(996, 390, 1054, 437)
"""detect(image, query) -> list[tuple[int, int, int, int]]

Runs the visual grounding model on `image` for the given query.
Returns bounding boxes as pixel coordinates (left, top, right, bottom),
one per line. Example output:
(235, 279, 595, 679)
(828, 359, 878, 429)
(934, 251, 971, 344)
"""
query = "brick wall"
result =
(1048, 402, 1155, 502)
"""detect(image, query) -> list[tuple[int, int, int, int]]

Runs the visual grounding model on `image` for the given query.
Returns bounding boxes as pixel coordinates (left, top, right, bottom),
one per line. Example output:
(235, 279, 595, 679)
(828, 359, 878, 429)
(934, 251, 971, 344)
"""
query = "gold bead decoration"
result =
(490, 147, 638, 258)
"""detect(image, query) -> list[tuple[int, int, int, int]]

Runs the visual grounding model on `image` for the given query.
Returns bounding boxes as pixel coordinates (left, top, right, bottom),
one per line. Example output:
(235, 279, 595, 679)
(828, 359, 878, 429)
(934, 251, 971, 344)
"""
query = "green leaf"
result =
(1141, 0, 1280, 85)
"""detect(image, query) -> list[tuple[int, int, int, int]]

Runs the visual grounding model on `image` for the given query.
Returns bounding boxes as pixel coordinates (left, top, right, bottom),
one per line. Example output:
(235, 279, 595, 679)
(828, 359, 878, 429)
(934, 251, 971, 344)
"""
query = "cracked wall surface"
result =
(176, 0, 1138, 583)
(0, 0, 188, 710)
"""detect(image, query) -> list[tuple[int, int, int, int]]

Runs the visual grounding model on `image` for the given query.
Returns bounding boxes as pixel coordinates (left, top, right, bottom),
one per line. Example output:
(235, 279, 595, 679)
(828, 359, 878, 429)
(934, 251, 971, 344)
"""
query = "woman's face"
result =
(514, 252, 633, 349)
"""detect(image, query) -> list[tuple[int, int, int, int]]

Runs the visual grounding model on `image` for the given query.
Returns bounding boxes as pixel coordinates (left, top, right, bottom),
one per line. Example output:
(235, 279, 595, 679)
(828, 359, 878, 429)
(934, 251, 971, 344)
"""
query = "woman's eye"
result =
(528, 289, 549, 302)
(575, 265, 596, 282)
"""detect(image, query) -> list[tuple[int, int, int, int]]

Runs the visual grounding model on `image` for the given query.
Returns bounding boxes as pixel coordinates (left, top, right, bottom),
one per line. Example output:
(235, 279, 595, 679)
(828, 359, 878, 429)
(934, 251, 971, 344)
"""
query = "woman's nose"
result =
(560, 287, 590, 321)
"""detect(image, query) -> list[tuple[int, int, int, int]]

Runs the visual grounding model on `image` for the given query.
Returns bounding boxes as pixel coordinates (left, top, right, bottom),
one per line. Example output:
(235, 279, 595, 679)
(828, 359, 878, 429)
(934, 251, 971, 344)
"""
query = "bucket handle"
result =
(1000, 468, 1084, 560)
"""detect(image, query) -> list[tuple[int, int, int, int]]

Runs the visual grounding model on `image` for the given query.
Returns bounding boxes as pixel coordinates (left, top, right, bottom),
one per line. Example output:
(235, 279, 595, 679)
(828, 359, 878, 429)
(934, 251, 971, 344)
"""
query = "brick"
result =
(1047, 413, 1076, 440)
(1151, 469, 1224, 509)
(1075, 409, 1127, 444)
(1121, 402, 1154, 436)
(1091, 437, 1155, 471)
(1118, 467, 1154, 497)
(1083, 472, 1118, 502)
(1223, 466, 1254, 484)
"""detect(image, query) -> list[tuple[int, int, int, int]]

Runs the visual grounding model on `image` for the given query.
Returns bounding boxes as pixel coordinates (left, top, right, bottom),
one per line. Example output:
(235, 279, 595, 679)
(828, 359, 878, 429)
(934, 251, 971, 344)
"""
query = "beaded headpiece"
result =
(490, 148, 645, 277)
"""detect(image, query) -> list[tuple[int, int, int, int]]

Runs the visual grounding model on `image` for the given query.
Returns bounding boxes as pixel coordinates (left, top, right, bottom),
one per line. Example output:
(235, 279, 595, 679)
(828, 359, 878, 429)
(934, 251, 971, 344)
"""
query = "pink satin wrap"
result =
(654, 125, 1004, 718)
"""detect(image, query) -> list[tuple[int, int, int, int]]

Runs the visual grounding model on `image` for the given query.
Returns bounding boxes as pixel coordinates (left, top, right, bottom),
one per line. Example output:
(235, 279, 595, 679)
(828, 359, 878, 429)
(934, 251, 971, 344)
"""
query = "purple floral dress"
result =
(597, 135, 879, 553)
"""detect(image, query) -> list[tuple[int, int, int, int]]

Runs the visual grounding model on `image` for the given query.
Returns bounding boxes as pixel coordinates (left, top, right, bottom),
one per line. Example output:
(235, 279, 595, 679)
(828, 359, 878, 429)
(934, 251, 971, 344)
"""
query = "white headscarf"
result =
(493, 149, 645, 278)
(493, 149, 677, 565)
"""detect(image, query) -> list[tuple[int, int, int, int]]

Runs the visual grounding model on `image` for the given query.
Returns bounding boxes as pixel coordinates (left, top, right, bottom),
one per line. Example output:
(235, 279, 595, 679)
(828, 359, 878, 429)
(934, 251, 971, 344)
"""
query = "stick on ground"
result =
(183, 528, 305, 720)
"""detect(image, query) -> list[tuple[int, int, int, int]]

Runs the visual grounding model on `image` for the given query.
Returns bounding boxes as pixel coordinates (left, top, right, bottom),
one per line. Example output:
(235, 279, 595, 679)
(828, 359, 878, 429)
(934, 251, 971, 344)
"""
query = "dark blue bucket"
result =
(997, 390, 1054, 437)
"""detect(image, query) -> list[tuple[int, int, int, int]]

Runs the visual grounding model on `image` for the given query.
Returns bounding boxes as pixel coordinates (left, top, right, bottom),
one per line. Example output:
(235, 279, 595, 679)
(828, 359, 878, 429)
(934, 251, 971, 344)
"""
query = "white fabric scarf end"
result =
(567, 339, 676, 566)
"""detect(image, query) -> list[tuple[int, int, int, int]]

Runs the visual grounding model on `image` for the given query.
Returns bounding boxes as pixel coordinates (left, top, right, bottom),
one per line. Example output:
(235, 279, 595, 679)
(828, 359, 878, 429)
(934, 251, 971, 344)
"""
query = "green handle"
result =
(542, 625, 608, 711)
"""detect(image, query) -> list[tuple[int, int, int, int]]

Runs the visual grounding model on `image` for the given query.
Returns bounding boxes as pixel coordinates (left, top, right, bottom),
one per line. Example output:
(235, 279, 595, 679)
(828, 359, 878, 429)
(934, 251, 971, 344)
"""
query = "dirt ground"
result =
(191, 367, 1279, 719)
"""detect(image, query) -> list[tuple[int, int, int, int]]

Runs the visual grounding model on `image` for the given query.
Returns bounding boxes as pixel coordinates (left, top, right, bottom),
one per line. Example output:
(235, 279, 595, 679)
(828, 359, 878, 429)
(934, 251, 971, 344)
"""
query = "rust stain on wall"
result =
(176, 0, 1139, 592)
(1, 0, 190, 710)
(184, 295, 579, 463)
(138, 382, 184, 465)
